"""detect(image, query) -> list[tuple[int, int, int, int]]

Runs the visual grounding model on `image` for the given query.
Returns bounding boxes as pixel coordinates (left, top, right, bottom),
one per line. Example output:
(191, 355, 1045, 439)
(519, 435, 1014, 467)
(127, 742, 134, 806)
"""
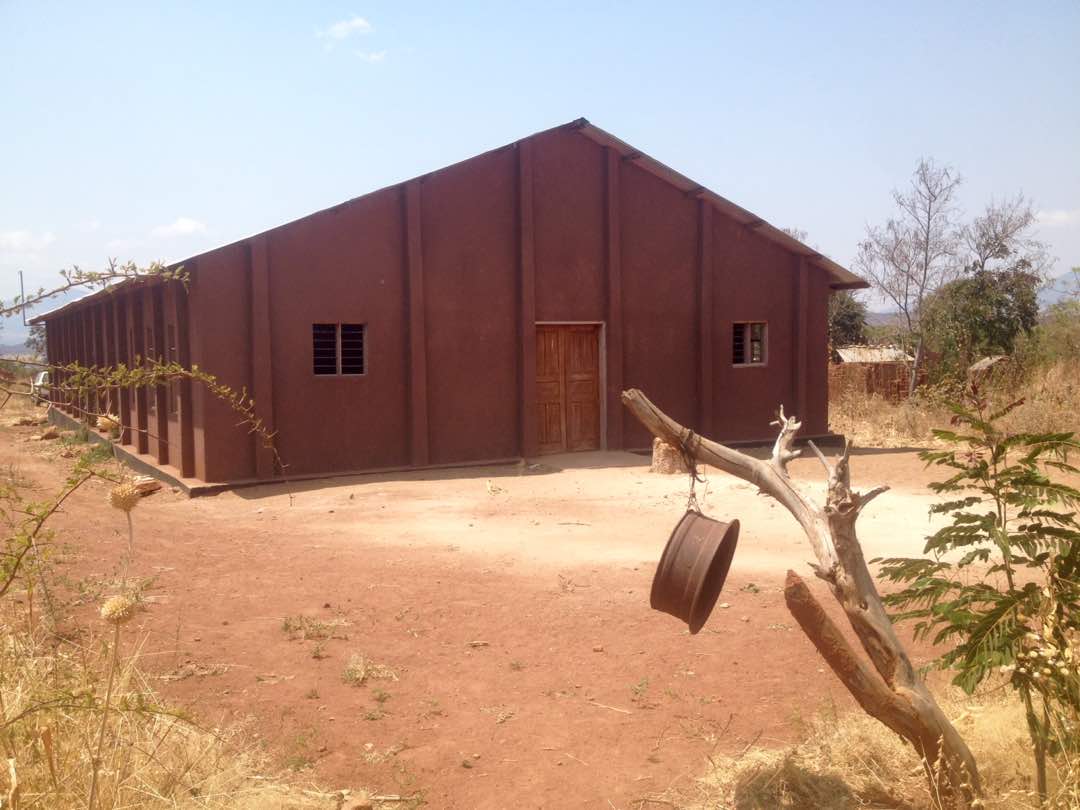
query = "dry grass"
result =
(342, 653, 398, 686)
(0, 614, 346, 809)
(829, 387, 943, 448)
(663, 690, 1078, 809)
(829, 359, 1080, 448)
(280, 614, 350, 641)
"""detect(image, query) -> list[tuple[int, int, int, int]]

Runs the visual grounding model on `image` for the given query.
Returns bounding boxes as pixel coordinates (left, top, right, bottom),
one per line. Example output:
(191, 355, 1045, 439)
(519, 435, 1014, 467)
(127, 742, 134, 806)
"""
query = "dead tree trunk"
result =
(621, 389, 981, 808)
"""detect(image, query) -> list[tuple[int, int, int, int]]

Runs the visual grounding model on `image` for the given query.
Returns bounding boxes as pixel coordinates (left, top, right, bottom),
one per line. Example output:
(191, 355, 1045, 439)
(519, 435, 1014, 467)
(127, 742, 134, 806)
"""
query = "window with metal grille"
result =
(340, 324, 365, 375)
(732, 322, 767, 366)
(313, 323, 366, 375)
(312, 324, 338, 375)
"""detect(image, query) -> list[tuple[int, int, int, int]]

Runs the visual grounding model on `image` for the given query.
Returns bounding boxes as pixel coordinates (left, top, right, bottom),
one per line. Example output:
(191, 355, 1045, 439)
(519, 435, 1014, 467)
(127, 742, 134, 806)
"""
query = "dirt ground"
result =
(4, 422, 953, 809)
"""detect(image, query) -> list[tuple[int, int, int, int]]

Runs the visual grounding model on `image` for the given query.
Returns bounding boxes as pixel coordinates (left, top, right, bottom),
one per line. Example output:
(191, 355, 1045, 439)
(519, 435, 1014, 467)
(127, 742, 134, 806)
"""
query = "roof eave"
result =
(28, 275, 166, 324)
(572, 120, 868, 291)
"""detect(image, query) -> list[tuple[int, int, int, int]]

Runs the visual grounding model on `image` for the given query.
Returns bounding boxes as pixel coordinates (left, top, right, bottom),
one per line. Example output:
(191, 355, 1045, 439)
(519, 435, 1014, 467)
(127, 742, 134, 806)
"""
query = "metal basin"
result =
(650, 511, 740, 634)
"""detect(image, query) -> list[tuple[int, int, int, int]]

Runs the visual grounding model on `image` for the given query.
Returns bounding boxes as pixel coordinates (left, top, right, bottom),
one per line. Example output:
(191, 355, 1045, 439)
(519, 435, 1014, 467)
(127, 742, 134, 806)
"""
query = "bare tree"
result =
(622, 390, 981, 808)
(856, 159, 962, 394)
(962, 193, 1052, 278)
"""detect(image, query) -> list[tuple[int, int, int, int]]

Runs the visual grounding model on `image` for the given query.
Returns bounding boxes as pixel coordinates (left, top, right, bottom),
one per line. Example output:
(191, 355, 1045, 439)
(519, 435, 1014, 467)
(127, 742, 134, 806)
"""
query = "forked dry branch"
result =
(621, 388, 982, 809)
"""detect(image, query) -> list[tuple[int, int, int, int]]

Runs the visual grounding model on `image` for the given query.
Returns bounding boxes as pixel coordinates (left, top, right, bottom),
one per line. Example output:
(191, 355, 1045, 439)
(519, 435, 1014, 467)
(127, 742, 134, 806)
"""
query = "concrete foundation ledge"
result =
(47, 408, 195, 494)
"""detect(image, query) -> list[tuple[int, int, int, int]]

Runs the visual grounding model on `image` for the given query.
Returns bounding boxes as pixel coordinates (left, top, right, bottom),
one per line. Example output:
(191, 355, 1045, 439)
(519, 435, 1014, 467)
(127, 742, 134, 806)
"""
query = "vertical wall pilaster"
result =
(175, 282, 196, 478)
(113, 298, 132, 445)
(794, 257, 809, 419)
(151, 286, 169, 465)
(131, 289, 149, 455)
(604, 146, 624, 449)
(698, 199, 714, 434)
(405, 180, 430, 467)
(249, 239, 276, 479)
(517, 140, 538, 458)
(100, 302, 113, 417)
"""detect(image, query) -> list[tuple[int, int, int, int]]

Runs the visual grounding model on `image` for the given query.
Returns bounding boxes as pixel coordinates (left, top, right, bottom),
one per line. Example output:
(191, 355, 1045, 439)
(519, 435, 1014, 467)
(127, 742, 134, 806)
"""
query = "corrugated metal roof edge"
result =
(31, 117, 866, 323)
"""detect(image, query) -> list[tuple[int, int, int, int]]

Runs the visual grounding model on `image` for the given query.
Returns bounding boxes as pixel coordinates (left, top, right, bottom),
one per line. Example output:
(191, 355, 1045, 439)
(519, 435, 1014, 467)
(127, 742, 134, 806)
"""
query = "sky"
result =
(1, 1, 1078, 338)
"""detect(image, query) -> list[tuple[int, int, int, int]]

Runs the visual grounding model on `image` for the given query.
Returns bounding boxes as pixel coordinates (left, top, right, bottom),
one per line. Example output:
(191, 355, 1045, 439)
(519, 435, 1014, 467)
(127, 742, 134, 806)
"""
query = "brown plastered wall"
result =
(186, 246, 255, 482)
(620, 157, 700, 449)
(266, 185, 411, 476)
(421, 145, 520, 465)
(531, 128, 606, 323)
(710, 214, 798, 441)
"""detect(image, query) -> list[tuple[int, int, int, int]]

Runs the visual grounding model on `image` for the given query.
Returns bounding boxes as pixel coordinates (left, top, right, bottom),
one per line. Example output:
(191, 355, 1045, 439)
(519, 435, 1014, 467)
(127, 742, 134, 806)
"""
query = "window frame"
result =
(312, 322, 367, 377)
(731, 321, 768, 368)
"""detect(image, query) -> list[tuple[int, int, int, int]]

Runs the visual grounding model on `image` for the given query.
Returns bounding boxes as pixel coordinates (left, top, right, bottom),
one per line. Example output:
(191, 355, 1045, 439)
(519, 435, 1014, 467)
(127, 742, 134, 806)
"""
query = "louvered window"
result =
(340, 324, 365, 375)
(313, 323, 366, 376)
(312, 324, 338, 375)
(732, 322, 767, 366)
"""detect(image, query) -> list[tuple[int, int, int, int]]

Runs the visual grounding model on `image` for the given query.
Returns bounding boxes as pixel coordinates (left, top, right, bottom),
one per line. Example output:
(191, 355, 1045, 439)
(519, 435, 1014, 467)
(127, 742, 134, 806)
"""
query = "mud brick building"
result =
(35, 119, 866, 487)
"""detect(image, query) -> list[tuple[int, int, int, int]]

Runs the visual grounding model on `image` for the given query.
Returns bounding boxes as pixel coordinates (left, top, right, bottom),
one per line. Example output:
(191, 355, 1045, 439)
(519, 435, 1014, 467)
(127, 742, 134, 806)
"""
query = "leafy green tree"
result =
(922, 267, 1039, 376)
(827, 291, 868, 348)
(877, 388, 1080, 802)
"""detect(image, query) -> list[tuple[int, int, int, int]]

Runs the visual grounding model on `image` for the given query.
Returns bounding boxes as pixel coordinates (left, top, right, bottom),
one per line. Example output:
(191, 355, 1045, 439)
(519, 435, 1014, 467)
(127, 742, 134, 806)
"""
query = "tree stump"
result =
(649, 437, 689, 474)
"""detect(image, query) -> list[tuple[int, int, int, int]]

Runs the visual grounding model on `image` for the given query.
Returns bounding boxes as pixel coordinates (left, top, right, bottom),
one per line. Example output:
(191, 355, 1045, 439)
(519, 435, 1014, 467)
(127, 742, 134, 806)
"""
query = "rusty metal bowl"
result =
(650, 511, 740, 634)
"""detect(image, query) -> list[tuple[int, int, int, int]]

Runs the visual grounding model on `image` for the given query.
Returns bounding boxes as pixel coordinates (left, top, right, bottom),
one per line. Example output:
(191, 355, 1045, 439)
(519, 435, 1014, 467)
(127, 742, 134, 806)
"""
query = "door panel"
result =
(563, 326, 600, 451)
(535, 325, 600, 454)
(536, 326, 566, 453)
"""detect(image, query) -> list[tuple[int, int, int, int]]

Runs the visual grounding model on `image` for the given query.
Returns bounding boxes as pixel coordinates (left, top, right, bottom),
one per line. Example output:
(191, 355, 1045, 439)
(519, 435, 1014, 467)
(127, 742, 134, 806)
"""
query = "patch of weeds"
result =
(509, 659, 525, 671)
(372, 688, 391, 704)
(281, 614, 349, 641)
(480, 705, 515, 724)
(363, 708, 384, 721)
(740, 582, 761, 594)
(419, 699, 444, 720)
(304, 688, 320, 700)
(342, 653, 398, 687)
(284, 728, 318, 772)
(311, 642, 328, 659)
(631, 677, 650, 698)
(61, 426, 91, 445)
(360, 742, 405, 765)
(543, 686, 578, 700)
(2, 463, 35, 489)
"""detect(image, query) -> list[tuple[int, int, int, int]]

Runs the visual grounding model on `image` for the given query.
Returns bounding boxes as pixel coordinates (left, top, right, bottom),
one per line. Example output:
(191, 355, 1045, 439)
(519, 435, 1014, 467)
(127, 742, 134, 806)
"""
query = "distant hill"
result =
(865, 311, 905, 328)
(0, 342, 30, 358)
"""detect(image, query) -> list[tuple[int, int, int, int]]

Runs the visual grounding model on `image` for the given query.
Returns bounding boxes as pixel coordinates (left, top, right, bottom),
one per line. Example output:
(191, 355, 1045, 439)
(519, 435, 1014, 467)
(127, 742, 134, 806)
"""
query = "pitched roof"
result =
(31, 118, 865, 324)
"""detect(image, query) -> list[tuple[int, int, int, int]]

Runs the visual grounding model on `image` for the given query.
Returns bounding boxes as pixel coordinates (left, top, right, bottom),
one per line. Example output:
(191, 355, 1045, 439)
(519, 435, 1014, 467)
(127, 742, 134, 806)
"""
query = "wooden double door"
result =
(536, 324, 601, 454)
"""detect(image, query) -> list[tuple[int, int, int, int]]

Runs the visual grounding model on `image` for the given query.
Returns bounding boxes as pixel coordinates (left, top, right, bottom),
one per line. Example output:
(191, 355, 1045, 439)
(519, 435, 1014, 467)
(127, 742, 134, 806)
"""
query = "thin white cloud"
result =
(76, 218, 101, 233)
(150, 217, 207, 239)
(0, 229, 55, 253)
(106, 237, 140, 253)
(355, 49, 387, 63)
(1037, 208, 1080, 228)
(318, 15, 373, 49)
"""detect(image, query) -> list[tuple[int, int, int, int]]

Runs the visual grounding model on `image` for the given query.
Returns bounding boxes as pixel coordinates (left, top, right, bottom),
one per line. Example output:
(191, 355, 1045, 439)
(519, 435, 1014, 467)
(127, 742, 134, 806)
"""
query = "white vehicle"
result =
(30, 370, 50, 404)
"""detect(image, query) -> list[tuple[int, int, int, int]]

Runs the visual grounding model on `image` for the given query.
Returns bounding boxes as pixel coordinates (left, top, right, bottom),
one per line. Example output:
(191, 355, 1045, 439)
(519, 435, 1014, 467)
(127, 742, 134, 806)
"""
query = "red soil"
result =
(5, 425, 947, 809)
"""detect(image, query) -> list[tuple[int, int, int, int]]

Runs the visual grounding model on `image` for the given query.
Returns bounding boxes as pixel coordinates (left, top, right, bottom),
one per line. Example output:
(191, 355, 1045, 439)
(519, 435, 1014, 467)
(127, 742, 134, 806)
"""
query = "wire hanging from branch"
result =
(677, 427, 707, 514)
